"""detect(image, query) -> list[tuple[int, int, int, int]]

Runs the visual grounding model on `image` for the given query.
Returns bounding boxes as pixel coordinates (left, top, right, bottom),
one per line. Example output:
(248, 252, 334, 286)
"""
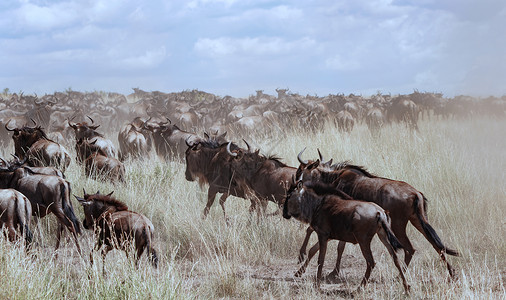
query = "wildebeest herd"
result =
(0, 88, 500, 293)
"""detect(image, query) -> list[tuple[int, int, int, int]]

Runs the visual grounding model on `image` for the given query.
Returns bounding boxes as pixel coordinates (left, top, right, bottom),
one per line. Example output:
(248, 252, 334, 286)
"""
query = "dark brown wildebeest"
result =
(0, 188, 33, 247)
(75, 190, 158, 274)
(76, 139, 125, 183)
(68, 117, 117, 158)
(117, 117, 152, 161)
(5, 155, 65, 178)
(5, 120, 71, 172)
(145, 118, 201, 161)
(387, 96, 419, 130)
(296, 150, 459, 278)
(0, 162, 82, 255)
(185, 137, 260, 221)
(283, 179, 410, 292)
(225, 142, 297, 215)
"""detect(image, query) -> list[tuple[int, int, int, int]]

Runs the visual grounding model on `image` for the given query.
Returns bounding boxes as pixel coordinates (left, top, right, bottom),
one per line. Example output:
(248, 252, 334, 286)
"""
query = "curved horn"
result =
(185, 136, 195, 148)
(0, 157, 7, 167)
(83, 188, 87, 196)
(67, 119, 77, 129)
(4, 119, 15, 131)
(30, 118, 37, 127)
(86, 115, 94, 124)
(242, 139, 251, 152)
(227, 142, 238, 157)
(297, 147, 308, 164)
(317, 148, 323, 162)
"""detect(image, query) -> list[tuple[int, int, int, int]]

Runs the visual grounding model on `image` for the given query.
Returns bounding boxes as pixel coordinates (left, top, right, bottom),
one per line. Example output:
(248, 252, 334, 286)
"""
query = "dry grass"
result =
(0, 117, 505, 299)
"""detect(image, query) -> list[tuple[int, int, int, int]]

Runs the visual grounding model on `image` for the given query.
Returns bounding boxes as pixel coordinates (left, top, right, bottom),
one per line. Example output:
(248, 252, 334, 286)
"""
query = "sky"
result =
(1, 0, 505, 98)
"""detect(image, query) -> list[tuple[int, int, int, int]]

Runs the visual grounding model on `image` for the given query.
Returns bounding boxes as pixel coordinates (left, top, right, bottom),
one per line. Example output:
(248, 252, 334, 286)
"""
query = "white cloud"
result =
(325, 55, 360, 71)
(194, 36, 316, 57)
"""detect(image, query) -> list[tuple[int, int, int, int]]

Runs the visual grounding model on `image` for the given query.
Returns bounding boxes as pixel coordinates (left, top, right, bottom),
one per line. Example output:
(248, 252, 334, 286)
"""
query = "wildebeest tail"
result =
(17, 200, 33, 247)
(379, 212, 404, 252)
(144, 227, 158, 268)
(61, 182, 82, 235)
(415, 193, 459, 256)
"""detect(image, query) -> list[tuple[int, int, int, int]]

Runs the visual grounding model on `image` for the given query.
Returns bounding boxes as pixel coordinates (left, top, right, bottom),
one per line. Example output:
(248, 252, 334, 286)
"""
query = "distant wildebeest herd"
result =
(0, 87, 500, 292)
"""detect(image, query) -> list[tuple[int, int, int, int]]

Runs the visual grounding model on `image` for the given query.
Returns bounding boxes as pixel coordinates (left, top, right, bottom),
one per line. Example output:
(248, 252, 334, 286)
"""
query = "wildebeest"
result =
(225, 142, 297, 215)
(76, 139, 125, 183)
(283, 179, 410, 292)
(4, 156, 65, 178)
(365, 107, 385, 133)
(75, 190, 158, 274)
(0, 162, 82, 254)
(145, 118, 201, 161)
(296, 150, 459, 277)
(117, 117, 152, 161)
(5, 120, 71, 172)
(185, 137, 258, 221)
(334, 110, 355, 133)
(68, 117, 117, 158)
(0, 188, 33, 247)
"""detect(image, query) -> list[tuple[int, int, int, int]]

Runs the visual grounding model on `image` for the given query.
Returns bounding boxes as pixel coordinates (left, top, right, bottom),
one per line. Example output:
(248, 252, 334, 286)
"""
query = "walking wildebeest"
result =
(68, 117, 117, 158)
(0, 162, 82, 255)
(145, 118, 201, 161)
(76, 139, 125, 183)
(295, 149, 459, 278)
(225, 141, 297, 215)
(283, 179, 410, 293)
(0, 188, 33, 247)
(185, 137, 260, 221)
(5, 120, 71, 172)
(75, 190, 158, 274)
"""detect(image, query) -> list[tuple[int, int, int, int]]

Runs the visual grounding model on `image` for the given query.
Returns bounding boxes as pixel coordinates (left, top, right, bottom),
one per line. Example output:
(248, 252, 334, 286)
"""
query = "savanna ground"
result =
(0, 116, 505, 299)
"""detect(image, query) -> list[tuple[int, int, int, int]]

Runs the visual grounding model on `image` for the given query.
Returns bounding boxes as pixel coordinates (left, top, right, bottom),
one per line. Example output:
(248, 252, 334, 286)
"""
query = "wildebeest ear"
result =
(74, 195, 85, 202)
(90, 125, 100, 130)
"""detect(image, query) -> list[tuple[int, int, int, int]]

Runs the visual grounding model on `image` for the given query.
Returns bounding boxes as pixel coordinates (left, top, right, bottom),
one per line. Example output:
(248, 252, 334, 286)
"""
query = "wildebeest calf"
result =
(75, 190, 158, 274)
(283, 179, 410, 293)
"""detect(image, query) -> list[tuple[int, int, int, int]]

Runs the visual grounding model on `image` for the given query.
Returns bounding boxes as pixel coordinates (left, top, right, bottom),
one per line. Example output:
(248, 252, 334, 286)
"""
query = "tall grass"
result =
(0, 117, 504, 299)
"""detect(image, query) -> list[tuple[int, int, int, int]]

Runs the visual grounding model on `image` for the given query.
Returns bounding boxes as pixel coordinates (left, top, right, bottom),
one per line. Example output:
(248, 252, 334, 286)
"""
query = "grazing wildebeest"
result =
(75, 190, 158, 274)
(283, 179, 410, 293)
(76, 139, 125, 183)
(5, 120, 71, 172)
(0, 162, 82, 254)
(0, 188, 33, 247)
(225, 141, 297, 215)
(185, 137, 259, 221)
(296, 150, 459, 277)
(68, 117, 117, 158)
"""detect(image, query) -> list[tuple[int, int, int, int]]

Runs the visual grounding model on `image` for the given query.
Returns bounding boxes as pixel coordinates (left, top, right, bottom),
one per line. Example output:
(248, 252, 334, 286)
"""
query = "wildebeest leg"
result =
(409, 217, 455, 277)
(218, 193, 230, 222)
(203, 187, 219, 218)
(135, 245, 146, 268)
(315, 235, 329, 289)
(54, 222, 64, 258)
(53, 210, 83, 257)
(298, 227, 314, 263)
(358, 240, 375, 290)
(101, 245, 113, 276)
(391, 219, 414, 268)
(295, 241, 319, 277)
(377, 230, 410, 293)
(327, 241, 346, 280)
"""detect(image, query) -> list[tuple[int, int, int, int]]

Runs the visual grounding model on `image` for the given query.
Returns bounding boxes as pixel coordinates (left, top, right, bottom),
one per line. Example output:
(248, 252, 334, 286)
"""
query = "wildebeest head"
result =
(283, 175, 304, 220)
(5, 119, 50, 158)
(75, 189, 126, 229)
(68, 116, 102, 140)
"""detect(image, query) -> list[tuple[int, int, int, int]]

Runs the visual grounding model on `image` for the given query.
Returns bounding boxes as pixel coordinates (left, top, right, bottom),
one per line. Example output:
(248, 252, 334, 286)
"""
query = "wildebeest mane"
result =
(90, 194, 129, 211)
(304, 181, 353, 200)
(330, 161, 377, 178)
